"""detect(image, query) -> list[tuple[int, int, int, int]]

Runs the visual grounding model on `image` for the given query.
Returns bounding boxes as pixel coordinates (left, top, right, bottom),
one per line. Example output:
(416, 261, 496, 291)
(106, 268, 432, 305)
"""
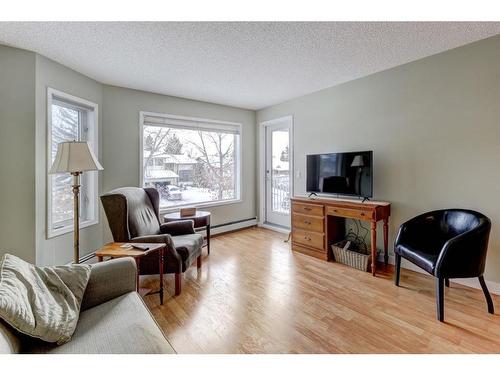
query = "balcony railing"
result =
(272, 174, 290, 214)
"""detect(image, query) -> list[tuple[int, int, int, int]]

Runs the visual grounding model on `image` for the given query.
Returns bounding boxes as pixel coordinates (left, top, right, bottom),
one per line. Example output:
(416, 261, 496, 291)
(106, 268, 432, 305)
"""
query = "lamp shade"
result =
(49, 141, 103, 174)
(350, 155, 365, 167)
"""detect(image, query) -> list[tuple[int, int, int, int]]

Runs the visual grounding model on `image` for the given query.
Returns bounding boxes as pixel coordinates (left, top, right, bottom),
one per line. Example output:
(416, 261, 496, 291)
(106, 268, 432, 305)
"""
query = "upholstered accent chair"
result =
(394, 209, 494, 322)
(100, 187, 203, 295)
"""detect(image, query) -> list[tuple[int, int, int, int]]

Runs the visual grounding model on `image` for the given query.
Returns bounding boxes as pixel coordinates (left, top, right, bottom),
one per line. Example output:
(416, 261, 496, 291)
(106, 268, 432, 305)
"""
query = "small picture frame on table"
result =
(180, 207, 196, 217)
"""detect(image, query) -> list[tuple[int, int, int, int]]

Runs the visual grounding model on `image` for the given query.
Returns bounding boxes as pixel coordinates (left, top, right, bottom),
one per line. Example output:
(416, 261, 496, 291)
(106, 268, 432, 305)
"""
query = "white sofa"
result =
(0, 257, 175, 354)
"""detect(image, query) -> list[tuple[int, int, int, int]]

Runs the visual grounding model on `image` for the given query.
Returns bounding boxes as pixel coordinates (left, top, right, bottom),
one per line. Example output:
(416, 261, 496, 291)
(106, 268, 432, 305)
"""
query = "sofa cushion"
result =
(173, 234, 204, 271)
(173, 233, 204, 255)
(28, 292, 175, 354)
(0, 319, 21, 354)
(395, 243, 439, 275)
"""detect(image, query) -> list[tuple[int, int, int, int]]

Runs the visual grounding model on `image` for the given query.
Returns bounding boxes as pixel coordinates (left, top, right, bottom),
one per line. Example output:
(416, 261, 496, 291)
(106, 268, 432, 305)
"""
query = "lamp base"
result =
(71, 172, 81, 264)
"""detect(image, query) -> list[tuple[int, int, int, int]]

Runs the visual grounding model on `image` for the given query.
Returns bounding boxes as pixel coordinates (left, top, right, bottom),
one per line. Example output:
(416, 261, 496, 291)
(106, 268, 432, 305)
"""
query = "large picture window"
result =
(140, 112, 241, 209)
(47, 88, 99, 238)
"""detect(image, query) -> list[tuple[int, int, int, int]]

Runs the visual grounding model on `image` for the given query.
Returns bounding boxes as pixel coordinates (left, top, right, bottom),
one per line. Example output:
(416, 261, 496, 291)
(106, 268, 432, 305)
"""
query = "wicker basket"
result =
(331, 240, 371, 272)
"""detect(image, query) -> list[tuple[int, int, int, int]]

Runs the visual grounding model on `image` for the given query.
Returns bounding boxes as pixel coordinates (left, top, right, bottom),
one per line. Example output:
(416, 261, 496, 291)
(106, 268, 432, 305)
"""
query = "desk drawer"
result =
(327, 207, 373, 220)
(292, 229, 324, 250)
(292, 202, 324, 217)
(292, 214, 324, 233)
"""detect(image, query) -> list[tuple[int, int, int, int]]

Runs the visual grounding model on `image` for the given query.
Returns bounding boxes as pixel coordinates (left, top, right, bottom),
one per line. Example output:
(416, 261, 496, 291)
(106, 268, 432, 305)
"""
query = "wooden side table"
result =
(164, 210, 211, 255)
(95, 242, 165, 305)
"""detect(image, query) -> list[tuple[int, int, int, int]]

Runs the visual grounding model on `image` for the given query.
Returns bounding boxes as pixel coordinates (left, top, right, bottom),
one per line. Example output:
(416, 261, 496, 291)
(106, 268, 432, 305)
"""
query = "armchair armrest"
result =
(435, 218, 491, 278)
(160, 220, 195, 236)
(132, 234, 175, 248)
(131, 234, 182, 273)
(81, 257, 137, 311)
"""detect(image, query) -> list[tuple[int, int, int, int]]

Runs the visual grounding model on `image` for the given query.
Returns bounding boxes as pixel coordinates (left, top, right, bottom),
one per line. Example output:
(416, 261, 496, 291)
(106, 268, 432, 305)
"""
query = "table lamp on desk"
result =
(350, 155, 365, 197)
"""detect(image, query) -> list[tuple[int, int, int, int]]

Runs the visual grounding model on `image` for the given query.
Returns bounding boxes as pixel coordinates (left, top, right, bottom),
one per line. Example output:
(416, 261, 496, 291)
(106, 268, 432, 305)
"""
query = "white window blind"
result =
(142, 114, 241, 135)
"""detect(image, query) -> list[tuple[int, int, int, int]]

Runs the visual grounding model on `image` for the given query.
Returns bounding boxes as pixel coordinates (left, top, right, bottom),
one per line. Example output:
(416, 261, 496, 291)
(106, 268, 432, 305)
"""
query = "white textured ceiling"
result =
(1, 22, 499, 110)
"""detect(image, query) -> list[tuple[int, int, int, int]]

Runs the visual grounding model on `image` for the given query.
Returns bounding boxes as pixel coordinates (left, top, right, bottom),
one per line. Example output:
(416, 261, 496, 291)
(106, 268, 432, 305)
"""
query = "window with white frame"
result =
(47, 88, 99, 238)
(140, 112, 241, 209)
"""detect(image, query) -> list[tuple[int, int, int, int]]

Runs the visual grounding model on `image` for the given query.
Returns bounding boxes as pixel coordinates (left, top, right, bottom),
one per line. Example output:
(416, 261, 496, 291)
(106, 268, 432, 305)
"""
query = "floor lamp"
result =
(49, 141, 103, 264)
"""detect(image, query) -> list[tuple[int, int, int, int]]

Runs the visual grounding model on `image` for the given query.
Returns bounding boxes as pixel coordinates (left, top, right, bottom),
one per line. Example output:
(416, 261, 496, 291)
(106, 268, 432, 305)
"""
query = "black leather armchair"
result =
(394, 209, 494, 322)
(100, 187, 203, 296)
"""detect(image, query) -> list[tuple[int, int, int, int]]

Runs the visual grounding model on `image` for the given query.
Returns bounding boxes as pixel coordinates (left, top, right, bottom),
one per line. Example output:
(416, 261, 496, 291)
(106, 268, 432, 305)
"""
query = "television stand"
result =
(308, 192, 318, 198)
(361, 197, 370, 203)
(290, 196, 391, 276)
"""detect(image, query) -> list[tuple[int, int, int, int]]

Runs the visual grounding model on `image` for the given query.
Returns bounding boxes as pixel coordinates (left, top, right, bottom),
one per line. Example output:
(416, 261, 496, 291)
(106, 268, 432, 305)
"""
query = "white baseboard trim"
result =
(453, 278, 500, 296)
(381, 253, 500, 296)
(208, 218, 258, 236)
(258, 222, 290, 234)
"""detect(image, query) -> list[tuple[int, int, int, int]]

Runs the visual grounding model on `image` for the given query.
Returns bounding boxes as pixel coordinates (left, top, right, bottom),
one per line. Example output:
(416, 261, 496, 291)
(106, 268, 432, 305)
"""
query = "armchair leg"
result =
(436, 277, 445, 322)
(394, 254, 401, 286)
(175, 273, 182, 296)
(445, 278, 450, 288)
(197, 255, 202, 269)
(478, 275, 495, 314)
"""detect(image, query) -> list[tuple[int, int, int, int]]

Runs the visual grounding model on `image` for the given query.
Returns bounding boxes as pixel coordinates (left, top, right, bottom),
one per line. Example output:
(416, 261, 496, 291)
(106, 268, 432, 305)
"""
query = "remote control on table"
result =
(131, 244, 150, 251)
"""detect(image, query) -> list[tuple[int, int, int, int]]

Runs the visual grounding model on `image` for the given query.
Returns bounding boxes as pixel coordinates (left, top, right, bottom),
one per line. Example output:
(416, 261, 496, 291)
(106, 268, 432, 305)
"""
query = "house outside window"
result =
(140, 112, 241, 209)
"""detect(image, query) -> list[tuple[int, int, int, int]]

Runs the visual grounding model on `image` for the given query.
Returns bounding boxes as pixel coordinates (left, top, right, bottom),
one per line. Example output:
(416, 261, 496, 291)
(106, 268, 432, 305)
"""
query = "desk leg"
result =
(135, 258, 140, 293)
(97, 256, 103, 262)
(371, 221, 377, 276)
(383, 218, 389, 266)
(206, 224, 211, 255)
(159, 248, 164, 305)
(175, 273, 181, 296)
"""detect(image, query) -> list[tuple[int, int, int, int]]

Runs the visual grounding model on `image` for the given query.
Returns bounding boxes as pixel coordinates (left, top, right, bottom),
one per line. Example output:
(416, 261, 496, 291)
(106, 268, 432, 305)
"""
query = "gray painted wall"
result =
(3, 34, 499, 284)
(101, 86, 256, 241)
(1, 44, 256, 264)
(257, 35, 500, 282)
(0, 45, 36, 262)
(34, 54, 104, 265)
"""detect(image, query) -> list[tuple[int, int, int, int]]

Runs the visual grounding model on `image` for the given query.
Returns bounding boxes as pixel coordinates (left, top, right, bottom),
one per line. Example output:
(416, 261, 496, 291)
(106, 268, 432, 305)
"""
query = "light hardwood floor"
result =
(142, 227, 500, 353)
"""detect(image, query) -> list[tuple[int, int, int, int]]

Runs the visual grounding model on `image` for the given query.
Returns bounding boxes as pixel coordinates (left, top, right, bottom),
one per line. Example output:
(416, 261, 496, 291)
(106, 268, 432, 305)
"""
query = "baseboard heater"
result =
(79, 252, 96, 264)
(197, 217, 258, 236)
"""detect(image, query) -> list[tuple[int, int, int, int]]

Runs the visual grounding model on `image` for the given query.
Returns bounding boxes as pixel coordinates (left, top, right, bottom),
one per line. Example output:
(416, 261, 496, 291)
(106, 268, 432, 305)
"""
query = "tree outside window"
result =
(142, 117, 240, 208)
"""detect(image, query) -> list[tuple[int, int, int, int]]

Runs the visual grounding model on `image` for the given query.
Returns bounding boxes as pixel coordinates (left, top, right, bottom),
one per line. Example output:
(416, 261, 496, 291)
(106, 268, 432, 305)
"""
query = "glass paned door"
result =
(265, 121, 291, 227)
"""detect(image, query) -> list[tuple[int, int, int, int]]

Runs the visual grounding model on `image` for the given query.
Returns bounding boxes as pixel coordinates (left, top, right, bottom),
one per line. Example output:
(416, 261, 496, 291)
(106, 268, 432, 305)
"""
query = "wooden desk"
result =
(95, 242, 165, 304)
(290, 196, 391, 276)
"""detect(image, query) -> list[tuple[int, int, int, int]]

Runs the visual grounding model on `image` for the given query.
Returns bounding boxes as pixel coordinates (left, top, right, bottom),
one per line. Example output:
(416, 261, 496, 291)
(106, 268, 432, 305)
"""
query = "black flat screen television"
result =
(306, 151, 373, 198)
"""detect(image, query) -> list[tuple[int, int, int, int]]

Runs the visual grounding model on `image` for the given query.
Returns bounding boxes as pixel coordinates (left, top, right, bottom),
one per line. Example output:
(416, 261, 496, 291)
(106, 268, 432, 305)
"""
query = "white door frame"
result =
(258, 115, 294, 231)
